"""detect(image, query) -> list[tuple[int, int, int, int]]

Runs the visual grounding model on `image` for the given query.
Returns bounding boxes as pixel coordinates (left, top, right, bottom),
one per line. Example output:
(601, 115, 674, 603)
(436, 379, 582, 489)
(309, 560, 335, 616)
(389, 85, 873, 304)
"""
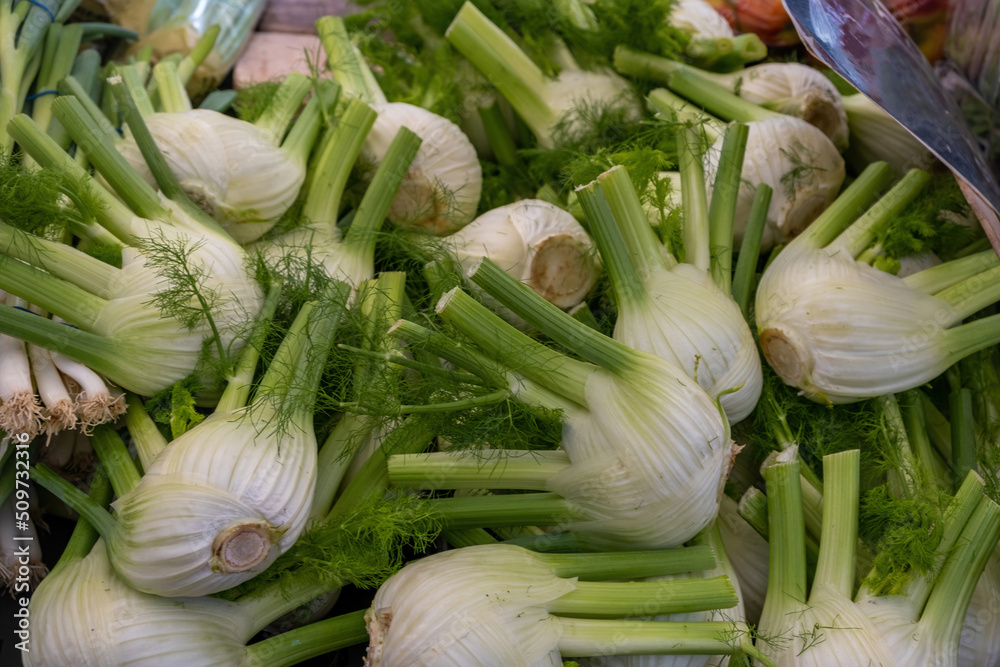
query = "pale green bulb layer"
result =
(755, 243, 958, 403)
(107, 403, 317, 597)
(614, 263, 762, 422)
(551, 358, 732, 549)
(366, 544, 573, 666)
(115, 110, 306, 243)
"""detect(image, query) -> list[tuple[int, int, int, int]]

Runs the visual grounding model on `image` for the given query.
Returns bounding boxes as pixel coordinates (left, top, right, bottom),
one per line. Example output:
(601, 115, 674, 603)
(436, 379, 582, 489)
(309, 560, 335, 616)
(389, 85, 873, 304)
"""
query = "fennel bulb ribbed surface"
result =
(107, 403, 317, 596)
(446, 199, 600, 310)
(613, 263, 762, 422)
(366, 544, 571, 666)
(707, 116, 845, 249)
(755, 240, 959, 404)
(96, 199, 263, 396)
(25, 543, 253, 667)
(115, 110, 306, 243)
(548, 357, 732, 549)
(364, 103, 482, 235)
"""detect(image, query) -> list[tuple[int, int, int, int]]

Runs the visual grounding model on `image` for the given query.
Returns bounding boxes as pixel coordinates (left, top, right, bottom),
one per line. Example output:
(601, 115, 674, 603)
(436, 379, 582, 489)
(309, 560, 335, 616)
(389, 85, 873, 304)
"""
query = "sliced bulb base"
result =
(211, 520, 276, 573)
(530, 234, 599, 309)
(760, 327, 809, 388)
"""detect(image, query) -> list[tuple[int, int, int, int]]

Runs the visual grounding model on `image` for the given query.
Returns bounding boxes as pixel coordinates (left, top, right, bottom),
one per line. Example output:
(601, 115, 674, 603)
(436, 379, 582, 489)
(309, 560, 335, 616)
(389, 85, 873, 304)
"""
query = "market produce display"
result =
(2, 1, 1000, 666)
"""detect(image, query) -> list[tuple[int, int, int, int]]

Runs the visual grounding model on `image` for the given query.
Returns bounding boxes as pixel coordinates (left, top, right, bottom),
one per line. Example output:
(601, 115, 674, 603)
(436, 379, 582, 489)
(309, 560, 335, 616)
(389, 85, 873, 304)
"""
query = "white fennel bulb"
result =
(25, 543, 254, 667)
(610, 264, 761, 422)
(88, 286, 347, 597)
(758, 450, 897, 667)
(363, 103, 482, 235)
(669, 0, 733, 38)
(617, 53, 849, 150)
(578, 165, 762, 423)
(0, 199, 262, 398)
(433, 261, 735, 549)
(366, 543, 748, 666)
(1, 102, 265, 399)
(25, 534, 360, 666)
(755, 166, 1000, 404)
(114, 110, 310, 244)
(444, 199, 600, 309)
(107, 74, 331, 244)
(447, 2, 641, 149)
(366, 545, 573, 666)
(707, 115, 845, 249)
(855, 491, 1000, 667)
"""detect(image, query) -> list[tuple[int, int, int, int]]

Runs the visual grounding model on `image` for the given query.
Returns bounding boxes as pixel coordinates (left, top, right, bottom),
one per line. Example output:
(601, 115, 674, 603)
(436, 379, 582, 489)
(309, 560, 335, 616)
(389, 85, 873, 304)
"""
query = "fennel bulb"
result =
(446, 2, 641, 149)
(363, 103, 483, 235)
(706, 115, 845, 249)
(758, 450, 897, 667)
(443, 199, 600, 310)
(366, 543, 755, 666)
(614, 49, 849, 150)
(646, 88, 845, 250)
(755, 166, 1000, 404)
(315, 17, 482, 235)
(75, 285, 348, 597)
(25, 543, 254, 667)
(577, 161, 762, 423)
(1, 96, 265, 399)
(114, 110, 306, 243)
(392, 259, 735, 550)
(670, 0, 734, 39)
(25, 537, 367, 667)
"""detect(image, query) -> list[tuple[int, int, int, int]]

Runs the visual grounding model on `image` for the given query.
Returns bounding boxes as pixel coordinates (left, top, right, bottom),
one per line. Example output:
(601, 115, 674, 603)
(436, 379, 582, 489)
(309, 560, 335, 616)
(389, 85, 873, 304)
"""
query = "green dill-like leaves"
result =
(147, 376, 205, 439)
(571, 0, 689, 64)
(874, 175, 979, 261)
(858, 484, 946, 595)
(527, 109, 678, 192)
(224, 493, 441, 600)
(232, 81, 281, 123)
(739, 365, 885, 478)
(0, 151, 101, 239)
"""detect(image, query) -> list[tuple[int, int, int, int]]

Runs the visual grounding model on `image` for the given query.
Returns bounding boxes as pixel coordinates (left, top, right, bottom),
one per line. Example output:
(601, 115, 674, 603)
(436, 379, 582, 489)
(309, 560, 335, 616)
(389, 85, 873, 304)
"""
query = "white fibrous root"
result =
(0, 294, 43, 437)
(28, 344, 76, 436)
(48, 345, 125, 431)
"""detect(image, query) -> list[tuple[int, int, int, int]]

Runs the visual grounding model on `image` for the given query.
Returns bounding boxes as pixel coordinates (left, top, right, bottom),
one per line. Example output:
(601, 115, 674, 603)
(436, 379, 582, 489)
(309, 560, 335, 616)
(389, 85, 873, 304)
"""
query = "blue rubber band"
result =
(26, 0, 57, 23)
(26, 89, 58, 101)
(12, 306, 37, 315)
